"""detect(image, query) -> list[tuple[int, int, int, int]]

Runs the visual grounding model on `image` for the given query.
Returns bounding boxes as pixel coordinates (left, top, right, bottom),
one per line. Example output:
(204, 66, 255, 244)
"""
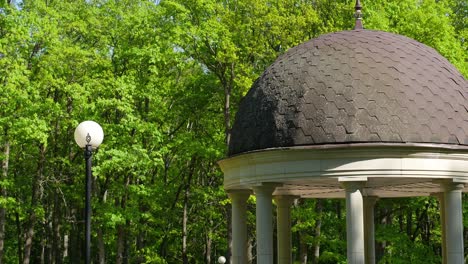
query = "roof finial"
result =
(354, 0, 363, 30)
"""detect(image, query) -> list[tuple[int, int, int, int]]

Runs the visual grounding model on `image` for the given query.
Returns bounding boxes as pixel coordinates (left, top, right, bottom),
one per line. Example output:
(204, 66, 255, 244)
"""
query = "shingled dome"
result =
(229, 29, 468, 156)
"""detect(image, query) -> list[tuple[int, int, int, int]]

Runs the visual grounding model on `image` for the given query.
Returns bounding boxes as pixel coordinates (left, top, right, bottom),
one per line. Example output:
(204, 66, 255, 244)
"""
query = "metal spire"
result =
(354, 0, 363, 30)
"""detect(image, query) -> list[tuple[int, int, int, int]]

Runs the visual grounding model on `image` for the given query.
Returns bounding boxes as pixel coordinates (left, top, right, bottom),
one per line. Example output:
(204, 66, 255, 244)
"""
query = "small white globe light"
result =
(217, 256, 226, 264)
(74, 121, 104, 149)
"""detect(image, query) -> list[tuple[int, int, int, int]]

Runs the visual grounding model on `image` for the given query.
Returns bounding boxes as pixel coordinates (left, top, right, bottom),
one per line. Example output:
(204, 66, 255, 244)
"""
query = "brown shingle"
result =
(229, 30, 468, 156)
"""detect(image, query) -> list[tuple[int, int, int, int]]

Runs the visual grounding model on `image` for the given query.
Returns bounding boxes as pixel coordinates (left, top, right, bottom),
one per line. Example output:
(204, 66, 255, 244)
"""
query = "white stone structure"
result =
(220, 146, 468, 263)
(219, 13, 468, 264)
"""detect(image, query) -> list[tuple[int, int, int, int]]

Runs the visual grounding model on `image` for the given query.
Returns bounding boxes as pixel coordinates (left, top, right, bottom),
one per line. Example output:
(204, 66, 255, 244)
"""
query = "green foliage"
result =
(318, 251, 347, 264)
(365, 0, 468, 76)
(377, 226, 440, 264)
(375, 198, 442, 264)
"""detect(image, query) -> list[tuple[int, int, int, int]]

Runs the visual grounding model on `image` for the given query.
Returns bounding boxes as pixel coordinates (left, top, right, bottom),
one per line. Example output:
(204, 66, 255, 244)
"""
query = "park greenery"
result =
(0, 0, 467, 263)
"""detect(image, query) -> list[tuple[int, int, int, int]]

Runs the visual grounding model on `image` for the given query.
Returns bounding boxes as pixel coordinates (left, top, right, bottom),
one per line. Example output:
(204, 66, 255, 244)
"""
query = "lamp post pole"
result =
(75, 121, 104, 264)
(84, 142, 93, 264)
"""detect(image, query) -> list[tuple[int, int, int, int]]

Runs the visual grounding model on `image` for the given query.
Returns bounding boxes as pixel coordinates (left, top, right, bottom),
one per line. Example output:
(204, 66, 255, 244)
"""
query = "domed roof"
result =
(229, 29, 468, 156)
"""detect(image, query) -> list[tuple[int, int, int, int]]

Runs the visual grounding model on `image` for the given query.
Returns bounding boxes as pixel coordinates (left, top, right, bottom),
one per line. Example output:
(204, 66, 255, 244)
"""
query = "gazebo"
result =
(218, 1, 468, 264)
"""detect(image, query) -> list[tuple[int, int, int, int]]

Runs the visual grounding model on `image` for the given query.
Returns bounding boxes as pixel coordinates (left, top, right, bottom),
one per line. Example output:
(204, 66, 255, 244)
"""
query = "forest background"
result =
(0, 0, 467, 263)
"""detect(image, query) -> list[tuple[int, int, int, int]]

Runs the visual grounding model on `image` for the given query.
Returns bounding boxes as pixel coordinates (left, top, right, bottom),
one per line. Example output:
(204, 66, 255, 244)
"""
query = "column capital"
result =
(341, 181, 366, 192)
(363, 196, 379, 205)
(252, 183, 281, 194)
(273, 195, 297, 205)
(227, 189, 252, 201)
(437, 180, 465, 192)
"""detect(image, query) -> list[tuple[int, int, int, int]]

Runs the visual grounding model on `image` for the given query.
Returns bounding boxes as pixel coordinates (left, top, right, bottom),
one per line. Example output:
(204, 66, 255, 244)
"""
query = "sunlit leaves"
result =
(365, 0, 468, 77)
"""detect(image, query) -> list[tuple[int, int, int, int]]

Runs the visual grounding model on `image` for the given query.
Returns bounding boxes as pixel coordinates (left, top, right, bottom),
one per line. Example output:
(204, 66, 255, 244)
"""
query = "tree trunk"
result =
(0, 138, 9, 264)
(300, 233, 308, 264)
(135, 221, 146, 264)
(44, 220, 52, 264)
(117, 174, 131, 264)
(247, 237, 253, 263)
(16, 212, 22, 262)
(226, 206, 232, 263)
(312, 199, 323, 264)
(182, 184, 189, 264)
(69, 208, 81, 263)
(40, 239, 45, 264)
(182, 158, 196, 264)
(376, 205, 392, 263)
(335, 200, 342, 220)
(53, 192, 62, 264)
(124, 220, 130, 264)
(98, 228, 106, 264)
(224, 83, 231, 146)
(205, 225, 212, 264)
(116, 224, 125, 264)
(406, 208, 412, 238)
(63, 234, 68, 262)
(23, 144, 46, 264)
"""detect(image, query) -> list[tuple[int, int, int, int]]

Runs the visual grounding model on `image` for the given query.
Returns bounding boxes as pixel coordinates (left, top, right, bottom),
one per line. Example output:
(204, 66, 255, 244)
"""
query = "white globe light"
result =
(217, 256, 226, 264)
(74, 121, 104, 149)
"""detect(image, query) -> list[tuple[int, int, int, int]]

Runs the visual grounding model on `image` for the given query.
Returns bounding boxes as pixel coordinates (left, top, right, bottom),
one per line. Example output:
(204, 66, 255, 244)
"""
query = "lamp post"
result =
(74, 121, 104, 264)
(217, 256, 226, 264)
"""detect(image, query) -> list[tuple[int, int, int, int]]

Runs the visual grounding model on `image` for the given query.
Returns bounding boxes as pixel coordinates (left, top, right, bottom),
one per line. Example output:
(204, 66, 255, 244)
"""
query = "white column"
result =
(441, 181, 465, 264)
(274, 196, 295, 264)
(253, 184, 277, 264)
(343, 182, 365, 264)
(228, 190, 251, 264)
(363, 196, 377, 264)
(434, 193, 447, 264)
